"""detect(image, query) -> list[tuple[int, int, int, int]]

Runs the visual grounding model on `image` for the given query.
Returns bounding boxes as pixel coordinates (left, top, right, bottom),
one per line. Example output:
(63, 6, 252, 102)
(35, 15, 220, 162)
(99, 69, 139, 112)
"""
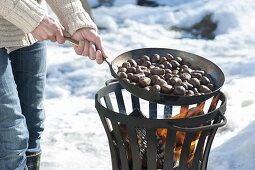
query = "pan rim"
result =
(109, 47, 225, 105)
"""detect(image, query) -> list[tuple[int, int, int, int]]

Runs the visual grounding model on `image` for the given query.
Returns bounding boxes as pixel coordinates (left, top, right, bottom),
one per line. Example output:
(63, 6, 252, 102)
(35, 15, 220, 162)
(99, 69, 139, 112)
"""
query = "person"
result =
(0, 0, 107, 170)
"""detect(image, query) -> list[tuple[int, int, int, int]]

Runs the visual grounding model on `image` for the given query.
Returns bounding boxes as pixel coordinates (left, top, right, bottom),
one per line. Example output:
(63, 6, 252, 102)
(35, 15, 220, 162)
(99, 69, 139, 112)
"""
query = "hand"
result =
(71, 28, 108, 64)
(31, 15, 65, 44)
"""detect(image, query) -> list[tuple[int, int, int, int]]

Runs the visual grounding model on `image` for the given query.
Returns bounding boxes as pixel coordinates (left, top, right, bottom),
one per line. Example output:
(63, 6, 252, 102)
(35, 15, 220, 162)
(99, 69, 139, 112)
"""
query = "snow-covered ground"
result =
(41, 0, 255, 169)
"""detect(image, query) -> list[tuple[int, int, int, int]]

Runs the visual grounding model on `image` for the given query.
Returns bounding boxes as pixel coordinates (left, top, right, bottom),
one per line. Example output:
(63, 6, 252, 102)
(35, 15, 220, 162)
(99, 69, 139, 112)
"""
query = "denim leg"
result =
(9, 42, 47, 155)
(0, 48, 28, 170)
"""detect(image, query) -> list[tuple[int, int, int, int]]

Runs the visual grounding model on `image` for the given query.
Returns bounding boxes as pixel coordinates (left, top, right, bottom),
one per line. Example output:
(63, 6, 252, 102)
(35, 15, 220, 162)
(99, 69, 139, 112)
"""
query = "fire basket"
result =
(95, 81, 226, 170)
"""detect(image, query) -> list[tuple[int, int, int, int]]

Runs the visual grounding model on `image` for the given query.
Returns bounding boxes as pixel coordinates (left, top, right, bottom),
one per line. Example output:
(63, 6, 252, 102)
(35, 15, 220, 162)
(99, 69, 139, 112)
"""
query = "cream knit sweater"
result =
(0, 0, 97, 49)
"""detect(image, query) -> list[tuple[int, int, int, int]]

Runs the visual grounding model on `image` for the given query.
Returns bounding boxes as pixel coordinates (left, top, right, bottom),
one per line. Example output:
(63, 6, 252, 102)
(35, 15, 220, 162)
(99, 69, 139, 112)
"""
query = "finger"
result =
(74, 41, 85, 55)
(74, 45, 80, 55)
(89, 42, 96, 60)
(94, 37, 108, 59)
(47, 33, 57, 42)
(96, 50, 104, 64)
(55, 27, 65, 44)
(59, 22, 65, 32)
(82, 40, 90, 56)
(49, 19, 64, 44)
(100, 46, 109, 59)
(49, 36, 57, 42)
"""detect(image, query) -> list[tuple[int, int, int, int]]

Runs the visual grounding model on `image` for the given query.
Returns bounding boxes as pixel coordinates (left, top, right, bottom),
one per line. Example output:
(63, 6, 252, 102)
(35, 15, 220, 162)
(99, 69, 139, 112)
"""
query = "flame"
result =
(157, 95, 221, 168)
(157, 102, 206, 168)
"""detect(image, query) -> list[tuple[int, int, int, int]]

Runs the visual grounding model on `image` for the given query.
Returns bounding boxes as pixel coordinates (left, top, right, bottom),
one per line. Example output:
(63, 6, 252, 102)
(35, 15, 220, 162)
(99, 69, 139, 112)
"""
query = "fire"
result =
(157, 102, 205, 168)
(157, 94, 220, 168)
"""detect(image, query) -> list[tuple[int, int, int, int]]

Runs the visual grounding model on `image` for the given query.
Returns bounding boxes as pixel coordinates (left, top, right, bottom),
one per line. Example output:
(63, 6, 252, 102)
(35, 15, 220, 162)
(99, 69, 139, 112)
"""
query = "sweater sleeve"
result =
(0, 0, 46, 33)
(46, 0, 97, 35)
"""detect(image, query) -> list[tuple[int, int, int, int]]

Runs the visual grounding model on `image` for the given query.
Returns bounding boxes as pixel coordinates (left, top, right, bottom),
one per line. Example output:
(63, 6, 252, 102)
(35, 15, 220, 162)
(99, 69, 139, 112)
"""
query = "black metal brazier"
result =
(95, 81, 226, 170)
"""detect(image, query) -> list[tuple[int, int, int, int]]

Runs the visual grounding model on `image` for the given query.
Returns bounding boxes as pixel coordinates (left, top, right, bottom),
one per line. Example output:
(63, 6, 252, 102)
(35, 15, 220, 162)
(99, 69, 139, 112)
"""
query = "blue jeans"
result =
(0, 42, 46, 170)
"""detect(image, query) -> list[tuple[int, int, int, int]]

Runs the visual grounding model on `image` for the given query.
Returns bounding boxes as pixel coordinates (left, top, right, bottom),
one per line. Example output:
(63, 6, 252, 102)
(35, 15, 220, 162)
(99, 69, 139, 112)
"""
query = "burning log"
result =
(208, 94, 220, 112)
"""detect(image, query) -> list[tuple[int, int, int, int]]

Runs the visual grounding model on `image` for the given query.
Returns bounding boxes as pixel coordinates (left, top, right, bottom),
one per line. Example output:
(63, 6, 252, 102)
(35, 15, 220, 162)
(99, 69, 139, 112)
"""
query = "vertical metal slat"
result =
(100, 117, 119, 170)
(162, 129, 176, 170)
(179, 132, 197, 170)
(104, 95, 113, 111)
(191, 130, 208, 170)
(115, 88, 126, 114)
(131, 94, 140, 110)
(146, 128, 157, 170)
(112, 121, 130, 170)
(127, 126, 142, 170)
(149, 102, 157, 119)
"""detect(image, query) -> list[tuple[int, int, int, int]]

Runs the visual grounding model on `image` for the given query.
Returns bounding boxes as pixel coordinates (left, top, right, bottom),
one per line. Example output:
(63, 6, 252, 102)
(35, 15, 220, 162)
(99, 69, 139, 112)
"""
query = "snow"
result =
(41, 0, 255, 169)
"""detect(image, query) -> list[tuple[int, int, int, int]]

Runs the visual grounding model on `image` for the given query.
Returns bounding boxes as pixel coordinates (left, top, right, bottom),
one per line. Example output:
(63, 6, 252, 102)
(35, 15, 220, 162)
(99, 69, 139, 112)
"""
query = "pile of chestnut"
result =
(117, 53, 214, 96)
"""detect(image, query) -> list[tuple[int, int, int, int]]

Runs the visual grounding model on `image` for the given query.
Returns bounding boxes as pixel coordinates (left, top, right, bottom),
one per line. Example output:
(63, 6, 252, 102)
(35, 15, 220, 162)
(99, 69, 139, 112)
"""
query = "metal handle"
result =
(104, 58, 111, 66)
(105, 79, 119, 86)
(64, 37, 79, 46)
(171, 111, 227, 132)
